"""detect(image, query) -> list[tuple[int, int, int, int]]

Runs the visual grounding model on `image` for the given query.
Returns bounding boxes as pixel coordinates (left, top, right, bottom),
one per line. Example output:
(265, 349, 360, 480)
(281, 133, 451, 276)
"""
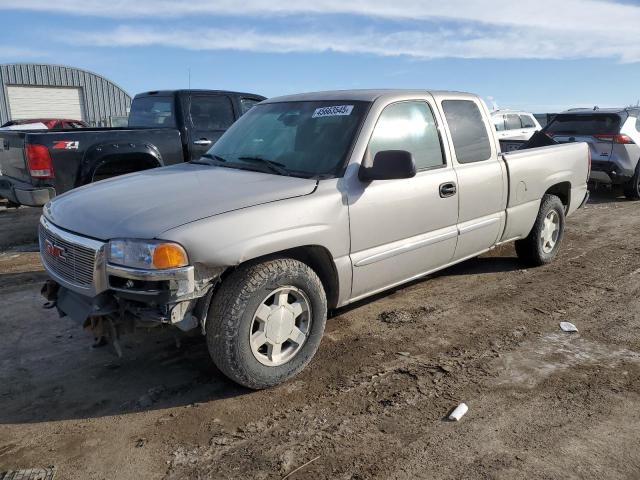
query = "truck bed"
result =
(0, 127, 183, 206)
(499, 142, 590, 242)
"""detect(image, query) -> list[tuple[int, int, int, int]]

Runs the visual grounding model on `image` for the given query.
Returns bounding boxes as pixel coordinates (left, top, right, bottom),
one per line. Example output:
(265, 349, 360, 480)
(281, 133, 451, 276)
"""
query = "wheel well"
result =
(91, 154, 160, 182)
(545, 182, 571, 211)
(220, 246, 340, 310)
(285, 246, 340, 309)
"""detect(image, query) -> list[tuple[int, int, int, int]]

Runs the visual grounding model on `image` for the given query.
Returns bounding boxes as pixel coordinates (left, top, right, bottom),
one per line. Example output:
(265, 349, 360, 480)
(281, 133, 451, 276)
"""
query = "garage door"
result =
(7, 85, 86, 121)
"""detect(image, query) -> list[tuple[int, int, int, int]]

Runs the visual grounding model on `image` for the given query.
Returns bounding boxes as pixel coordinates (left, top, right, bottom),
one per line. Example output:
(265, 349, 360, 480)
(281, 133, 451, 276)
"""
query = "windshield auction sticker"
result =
(312, 105, 354, 118)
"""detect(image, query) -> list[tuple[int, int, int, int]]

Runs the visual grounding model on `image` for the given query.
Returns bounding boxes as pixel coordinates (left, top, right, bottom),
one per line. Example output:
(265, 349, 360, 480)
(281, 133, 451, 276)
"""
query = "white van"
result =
(491, 110, 542, 141)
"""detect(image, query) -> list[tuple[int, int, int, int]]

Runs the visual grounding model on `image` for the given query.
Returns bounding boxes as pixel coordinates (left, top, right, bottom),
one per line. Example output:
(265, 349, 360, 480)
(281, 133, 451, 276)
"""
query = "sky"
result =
(1, 0, 640, 113)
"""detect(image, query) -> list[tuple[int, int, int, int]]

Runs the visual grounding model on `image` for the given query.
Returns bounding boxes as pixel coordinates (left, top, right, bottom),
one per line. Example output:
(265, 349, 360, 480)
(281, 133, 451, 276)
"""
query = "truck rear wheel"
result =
(206, 258, 327, 389)
(623, 164, 640, 200)
(515, 194, 565, 266)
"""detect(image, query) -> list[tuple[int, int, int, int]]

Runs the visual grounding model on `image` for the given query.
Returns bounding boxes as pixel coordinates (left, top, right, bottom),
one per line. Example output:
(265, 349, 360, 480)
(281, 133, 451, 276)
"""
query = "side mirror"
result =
(359, 150, 417, 181)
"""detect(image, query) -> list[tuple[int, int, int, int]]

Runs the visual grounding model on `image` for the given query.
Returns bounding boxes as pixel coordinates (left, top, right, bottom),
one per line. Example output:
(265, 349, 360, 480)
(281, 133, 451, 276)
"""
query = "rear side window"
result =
(128, 96, 176, 128)
(368, 101, 444, 170)
(190, 95, 235, 130)
(240, 98, 261, 115)
(442, 100, 492, 164)
(520, 115, 536, 128)
(545, 114, 621, 135)
(505, 114, 522, 130)
(635, 117, 640, 133)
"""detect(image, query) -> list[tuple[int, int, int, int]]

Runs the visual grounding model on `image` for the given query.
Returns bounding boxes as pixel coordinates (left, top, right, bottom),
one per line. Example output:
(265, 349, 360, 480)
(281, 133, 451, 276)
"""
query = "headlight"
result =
(108, 239, 189, 270)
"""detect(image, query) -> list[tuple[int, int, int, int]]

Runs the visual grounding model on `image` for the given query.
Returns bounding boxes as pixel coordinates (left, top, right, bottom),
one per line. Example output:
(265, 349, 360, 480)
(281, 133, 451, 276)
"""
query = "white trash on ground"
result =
(448, 403, 468, 421)
(560, 322, 578, 333)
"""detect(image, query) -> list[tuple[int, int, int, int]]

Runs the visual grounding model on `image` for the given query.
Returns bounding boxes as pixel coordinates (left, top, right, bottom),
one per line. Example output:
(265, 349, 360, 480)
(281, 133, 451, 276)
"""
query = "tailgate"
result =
(0, 131, 30, 183)
(551, 134, 613, 162)
(545, 113, 620, 163)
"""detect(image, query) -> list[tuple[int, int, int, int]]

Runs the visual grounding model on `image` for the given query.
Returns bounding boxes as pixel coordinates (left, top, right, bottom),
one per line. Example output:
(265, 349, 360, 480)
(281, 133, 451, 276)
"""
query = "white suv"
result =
(491, 110, 542, 141)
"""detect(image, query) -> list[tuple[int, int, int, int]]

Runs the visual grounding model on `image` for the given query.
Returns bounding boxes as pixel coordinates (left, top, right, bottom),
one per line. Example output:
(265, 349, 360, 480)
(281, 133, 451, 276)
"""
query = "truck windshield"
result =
(545, 114, 621, 135)
(128, 96, 176, 128)
(204, 101, 370, 178)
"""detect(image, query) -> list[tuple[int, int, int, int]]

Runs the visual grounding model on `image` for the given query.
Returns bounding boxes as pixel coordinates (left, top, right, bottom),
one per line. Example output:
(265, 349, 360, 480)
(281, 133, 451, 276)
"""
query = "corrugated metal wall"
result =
(0, 63, 132, 126)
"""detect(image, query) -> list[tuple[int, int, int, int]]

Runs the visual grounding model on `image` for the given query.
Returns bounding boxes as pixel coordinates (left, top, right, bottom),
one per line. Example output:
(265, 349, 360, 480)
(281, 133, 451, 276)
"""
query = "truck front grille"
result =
(39, 223, 97, 288)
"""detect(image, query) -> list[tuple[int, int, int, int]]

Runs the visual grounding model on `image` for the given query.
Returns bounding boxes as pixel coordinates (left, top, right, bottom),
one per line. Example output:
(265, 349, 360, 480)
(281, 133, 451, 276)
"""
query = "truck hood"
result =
(44, 163, 318, 240)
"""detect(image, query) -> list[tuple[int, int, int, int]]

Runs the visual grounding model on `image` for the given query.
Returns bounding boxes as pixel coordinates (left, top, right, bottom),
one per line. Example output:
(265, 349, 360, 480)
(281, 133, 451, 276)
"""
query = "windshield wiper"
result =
(191, 153, 227, 165)
(237, 156, 290, 176)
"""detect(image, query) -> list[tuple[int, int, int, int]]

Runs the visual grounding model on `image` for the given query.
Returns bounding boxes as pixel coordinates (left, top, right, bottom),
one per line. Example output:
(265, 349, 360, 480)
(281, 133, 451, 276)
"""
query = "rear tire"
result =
(206, 258, 327, 389)
(515, 194, 565, 267)
(623, 163, 640, 200)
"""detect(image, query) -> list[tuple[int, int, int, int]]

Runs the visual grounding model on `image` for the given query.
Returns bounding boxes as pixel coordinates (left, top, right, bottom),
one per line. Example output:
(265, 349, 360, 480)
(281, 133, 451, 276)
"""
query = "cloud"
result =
(0, 46, 46, 59)
(3, 0, 640, 34)
(67, 23, 640, 63)
(7, 0, 640, 62)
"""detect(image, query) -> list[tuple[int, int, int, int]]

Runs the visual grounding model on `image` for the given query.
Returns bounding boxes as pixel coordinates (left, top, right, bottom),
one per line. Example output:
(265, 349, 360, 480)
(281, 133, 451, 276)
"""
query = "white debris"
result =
(560, 322, 578, 333)
(448, 403, 468, 421)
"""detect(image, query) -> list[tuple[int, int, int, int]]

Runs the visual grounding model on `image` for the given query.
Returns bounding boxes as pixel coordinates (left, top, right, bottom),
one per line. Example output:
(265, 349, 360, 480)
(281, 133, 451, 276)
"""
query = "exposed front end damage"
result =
(39, 216, 223, 354)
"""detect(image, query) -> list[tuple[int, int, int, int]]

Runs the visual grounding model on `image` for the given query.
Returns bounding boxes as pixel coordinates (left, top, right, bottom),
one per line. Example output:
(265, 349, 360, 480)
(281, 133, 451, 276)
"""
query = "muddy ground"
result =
(0, 192, 639, 480)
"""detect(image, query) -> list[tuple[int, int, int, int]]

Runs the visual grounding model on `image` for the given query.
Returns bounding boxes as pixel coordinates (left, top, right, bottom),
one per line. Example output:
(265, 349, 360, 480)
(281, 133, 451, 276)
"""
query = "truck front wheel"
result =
(515, 194, 566, 266)
(206, 258, 327, 389)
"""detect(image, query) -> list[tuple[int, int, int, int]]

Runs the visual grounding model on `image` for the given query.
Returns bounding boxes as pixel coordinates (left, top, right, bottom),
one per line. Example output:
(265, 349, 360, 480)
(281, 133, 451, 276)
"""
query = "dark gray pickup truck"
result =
(0, 89, 265, 206)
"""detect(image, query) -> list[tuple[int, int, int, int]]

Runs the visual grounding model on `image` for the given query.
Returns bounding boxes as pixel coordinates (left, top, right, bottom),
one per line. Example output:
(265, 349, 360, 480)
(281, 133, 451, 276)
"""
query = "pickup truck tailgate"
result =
(0, 131, 30, 182)
(0, 130, 56, 206)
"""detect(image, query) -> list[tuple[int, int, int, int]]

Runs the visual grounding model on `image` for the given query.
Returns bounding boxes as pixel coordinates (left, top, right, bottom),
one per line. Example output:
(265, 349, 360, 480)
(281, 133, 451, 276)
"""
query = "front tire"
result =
(515, 194, 565, 266)
(206, 258, 327, 389)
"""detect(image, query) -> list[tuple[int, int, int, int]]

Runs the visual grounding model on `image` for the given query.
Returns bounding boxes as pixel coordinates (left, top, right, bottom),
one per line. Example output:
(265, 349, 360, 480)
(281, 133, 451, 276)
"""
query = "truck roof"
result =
(262, 89, 477, 104)
(135, 89, 266, 99)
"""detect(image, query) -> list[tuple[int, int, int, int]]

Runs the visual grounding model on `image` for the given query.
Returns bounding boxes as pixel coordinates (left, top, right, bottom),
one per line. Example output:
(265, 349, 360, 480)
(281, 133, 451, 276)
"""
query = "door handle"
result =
(439, 182, 457, 198)
(193, 139, 212, 146)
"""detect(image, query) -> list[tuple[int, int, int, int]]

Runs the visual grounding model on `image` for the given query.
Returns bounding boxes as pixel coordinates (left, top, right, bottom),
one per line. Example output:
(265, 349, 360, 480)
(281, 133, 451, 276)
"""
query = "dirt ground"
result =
(1, 192, 639, 480)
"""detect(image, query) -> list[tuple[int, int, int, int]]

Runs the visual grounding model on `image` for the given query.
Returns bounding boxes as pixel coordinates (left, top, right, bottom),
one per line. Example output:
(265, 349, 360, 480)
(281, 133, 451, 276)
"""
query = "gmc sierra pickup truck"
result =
(38, 89, 590, 389)
(0, 89, 265, 206)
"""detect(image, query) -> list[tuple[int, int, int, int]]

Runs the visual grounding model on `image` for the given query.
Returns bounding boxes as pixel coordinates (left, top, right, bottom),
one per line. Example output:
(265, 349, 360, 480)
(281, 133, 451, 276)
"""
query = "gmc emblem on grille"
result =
(45, 239, 67, 260)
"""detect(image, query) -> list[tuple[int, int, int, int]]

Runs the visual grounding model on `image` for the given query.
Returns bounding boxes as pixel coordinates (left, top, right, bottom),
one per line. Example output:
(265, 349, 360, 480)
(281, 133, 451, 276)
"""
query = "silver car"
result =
(546, 107, 640, 199)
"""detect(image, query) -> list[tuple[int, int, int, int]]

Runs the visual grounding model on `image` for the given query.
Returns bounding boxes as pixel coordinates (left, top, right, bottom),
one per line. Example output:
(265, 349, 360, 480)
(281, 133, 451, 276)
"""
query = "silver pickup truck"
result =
(39, 90, 590, 389)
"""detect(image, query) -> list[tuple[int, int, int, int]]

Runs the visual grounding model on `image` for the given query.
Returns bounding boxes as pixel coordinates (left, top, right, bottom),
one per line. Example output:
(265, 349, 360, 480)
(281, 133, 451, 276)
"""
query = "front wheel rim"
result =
(540, 210, 560, 254)
(249, 286, 312, 367)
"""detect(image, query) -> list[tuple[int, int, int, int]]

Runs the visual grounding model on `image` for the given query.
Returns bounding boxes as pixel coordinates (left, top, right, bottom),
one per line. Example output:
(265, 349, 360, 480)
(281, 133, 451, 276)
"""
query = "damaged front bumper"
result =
(39, 216, 221, 336)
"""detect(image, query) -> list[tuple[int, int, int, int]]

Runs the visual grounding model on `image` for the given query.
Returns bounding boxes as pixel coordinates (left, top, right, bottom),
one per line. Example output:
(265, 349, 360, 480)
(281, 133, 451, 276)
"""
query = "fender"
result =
(77, 142, 164, 186)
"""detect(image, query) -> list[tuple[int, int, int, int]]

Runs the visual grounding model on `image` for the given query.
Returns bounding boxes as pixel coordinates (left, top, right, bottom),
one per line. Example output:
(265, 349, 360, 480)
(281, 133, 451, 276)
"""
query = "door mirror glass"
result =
(359, 150, 416, 181)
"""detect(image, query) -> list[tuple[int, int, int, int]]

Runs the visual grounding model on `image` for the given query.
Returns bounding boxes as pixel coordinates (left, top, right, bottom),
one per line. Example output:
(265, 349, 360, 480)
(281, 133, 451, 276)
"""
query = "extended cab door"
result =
(348, 99, 459, 300)
(187, 94, 236, 160)
(438, 96, 507, 261)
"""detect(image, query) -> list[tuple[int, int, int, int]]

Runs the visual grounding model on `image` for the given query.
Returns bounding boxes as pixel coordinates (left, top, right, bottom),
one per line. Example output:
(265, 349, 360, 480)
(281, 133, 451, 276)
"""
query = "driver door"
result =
(347, 99, 459, 300)
(188, 94, 236, 160)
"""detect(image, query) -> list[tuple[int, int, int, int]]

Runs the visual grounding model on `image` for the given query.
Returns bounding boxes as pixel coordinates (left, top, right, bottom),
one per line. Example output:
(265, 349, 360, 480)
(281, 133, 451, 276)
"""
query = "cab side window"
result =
(190, 95, 234, 130)
(368, 101, 444, 171)
(442, 100, 492, 164)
